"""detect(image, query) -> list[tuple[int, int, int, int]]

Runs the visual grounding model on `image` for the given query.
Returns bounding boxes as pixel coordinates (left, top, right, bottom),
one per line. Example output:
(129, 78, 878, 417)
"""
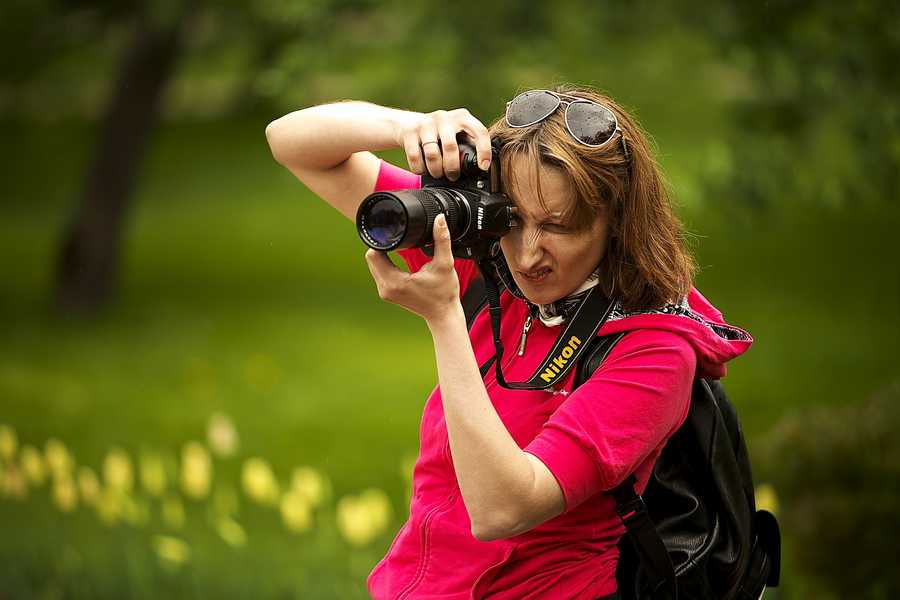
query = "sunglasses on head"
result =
(505, 89, 629, 158)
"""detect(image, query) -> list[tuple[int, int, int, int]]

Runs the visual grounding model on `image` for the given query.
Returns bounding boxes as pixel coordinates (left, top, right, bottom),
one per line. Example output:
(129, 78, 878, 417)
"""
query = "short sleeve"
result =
(524, 330, 697, 510)
(373, 160, 479, 298)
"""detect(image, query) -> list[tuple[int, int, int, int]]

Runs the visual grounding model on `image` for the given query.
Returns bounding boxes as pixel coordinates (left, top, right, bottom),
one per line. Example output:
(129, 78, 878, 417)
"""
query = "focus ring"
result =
(405, 189, 449, 246)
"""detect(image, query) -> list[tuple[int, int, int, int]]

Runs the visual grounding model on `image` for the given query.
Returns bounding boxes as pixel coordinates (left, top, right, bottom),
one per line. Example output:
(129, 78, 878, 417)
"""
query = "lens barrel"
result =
(357, 188, 471, 251)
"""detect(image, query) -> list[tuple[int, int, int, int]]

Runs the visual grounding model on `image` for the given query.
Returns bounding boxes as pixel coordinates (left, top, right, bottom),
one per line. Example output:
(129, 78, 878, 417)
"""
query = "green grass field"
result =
(1, 117, 897, 598)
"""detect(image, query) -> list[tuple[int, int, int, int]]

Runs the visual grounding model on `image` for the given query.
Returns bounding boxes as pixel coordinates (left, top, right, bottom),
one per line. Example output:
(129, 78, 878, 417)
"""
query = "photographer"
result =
(266, 86, 753, 600)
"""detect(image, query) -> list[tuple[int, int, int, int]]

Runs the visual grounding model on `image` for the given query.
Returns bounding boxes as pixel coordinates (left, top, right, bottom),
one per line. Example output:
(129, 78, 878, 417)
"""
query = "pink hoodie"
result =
(366, 161, 753, 599)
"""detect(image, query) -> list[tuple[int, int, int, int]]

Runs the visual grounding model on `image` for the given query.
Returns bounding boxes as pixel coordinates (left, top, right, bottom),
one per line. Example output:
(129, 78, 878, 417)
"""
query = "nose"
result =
(514, 227, 545, 270)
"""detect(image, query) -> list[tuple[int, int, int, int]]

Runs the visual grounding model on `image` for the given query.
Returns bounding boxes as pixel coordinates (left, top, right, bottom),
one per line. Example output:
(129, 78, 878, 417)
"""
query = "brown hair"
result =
(487, 84, 696, 312)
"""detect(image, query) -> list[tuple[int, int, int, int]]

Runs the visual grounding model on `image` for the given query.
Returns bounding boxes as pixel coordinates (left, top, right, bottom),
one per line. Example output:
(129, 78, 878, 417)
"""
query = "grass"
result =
(0, 115, 897, 598)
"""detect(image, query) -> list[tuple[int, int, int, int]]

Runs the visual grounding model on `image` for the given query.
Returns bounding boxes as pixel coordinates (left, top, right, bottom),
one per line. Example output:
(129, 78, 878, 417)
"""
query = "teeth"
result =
(524, 269, 551, 280)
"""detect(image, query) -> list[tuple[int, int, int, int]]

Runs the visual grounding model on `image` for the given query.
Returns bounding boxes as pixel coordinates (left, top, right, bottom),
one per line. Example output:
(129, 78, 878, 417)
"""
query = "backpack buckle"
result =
(614, 495, 648, 523)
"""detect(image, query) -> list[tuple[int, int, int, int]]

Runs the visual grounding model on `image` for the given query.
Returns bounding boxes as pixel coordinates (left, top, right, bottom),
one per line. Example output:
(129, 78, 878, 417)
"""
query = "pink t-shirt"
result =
(366, 160, 753, 599)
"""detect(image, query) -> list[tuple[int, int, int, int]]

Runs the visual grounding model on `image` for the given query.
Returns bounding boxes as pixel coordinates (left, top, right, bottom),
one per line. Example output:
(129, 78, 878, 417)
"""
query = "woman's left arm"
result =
(364, 214, 565, 541)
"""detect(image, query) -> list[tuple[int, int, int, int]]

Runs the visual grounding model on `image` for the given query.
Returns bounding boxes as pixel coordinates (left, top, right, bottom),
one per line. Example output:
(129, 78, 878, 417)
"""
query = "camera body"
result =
(356, 136, 515, 260)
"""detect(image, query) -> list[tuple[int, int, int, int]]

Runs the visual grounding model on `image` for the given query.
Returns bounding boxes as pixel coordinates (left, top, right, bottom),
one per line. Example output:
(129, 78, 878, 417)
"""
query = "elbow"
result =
(265, 119, 288, 165)
(472, 525, 505, 543)
(471, 511, 518, 542)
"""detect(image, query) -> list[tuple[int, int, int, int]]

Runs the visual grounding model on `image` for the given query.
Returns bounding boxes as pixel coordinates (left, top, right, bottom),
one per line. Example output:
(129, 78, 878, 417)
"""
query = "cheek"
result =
(499, 235, 513, 259)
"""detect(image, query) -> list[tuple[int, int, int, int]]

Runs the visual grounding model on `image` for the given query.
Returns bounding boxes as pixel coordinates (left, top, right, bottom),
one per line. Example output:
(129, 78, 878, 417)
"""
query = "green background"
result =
(1, 1, 898, 598)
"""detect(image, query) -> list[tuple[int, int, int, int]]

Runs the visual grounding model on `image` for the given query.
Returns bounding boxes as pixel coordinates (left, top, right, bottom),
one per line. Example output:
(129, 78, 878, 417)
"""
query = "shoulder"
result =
(598, 328, 697, 374)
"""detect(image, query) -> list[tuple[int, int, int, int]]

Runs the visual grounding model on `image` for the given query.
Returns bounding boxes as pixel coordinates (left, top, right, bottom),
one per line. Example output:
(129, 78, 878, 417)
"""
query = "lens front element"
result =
(358, 195, 408, 249)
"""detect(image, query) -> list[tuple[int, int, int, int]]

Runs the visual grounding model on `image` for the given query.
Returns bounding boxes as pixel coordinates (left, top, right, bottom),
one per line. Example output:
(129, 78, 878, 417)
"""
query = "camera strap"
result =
(476, 259, 615, 390)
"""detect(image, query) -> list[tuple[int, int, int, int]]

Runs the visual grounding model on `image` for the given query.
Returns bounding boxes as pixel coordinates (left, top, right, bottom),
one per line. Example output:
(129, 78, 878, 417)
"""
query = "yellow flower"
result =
(180, 442, 212, 500)
(1, 463, 27, 500)
(154, 535, 190, 566)
(755, 483, 779, 516)
(241, 457, 279, 505)
(77, 467, 101, 505)
(280, 489, 312, 534)
(290, 466, 330, 507)
(336, 488, 393, 547)
(52, 474, 79, 513)
(45, 438, 73, 478)
(104, 447, 133, 493)
(0, 424, 18, 461)
(20, 445, 46, 486)
(139, 452, 167, 497)
(162, 494, 185, 530)
(207, 412, 239, 458)
(216, 518, 247, 548)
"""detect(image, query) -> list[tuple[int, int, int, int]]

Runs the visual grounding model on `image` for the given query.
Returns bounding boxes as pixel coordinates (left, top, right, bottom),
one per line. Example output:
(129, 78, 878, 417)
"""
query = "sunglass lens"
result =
(566, 102, 617, 146)
(506, 91, 559, 127)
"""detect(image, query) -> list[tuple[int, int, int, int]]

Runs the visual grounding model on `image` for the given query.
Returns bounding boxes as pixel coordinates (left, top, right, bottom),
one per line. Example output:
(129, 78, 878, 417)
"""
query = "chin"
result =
(515, 280, 560, 306)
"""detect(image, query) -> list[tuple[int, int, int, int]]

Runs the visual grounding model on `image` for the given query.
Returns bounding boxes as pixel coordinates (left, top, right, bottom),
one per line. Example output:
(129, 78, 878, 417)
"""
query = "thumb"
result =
(432, 213, 453, 265)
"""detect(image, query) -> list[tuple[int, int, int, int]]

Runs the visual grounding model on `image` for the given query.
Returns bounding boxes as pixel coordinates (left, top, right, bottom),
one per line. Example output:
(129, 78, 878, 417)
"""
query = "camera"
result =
(356, 135, 515, 260)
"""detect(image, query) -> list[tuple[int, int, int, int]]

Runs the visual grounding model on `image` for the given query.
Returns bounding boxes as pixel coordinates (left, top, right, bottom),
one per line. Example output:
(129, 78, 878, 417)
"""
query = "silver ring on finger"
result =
(421, 140, 439, 147)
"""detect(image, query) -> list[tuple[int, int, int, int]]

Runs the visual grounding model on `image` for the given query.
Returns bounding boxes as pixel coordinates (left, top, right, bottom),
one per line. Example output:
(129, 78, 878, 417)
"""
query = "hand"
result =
(364, 214, 463, 326)
(394, 109, 493, 181)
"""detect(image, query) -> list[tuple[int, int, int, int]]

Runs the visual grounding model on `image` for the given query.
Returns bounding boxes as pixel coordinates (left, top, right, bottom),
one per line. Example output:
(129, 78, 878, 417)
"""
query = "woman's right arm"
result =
(265, 101, 493, 221)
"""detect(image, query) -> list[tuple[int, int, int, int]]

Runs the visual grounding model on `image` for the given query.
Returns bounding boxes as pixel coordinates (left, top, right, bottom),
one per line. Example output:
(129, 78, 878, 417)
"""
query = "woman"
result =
(266, 85, 752, 600)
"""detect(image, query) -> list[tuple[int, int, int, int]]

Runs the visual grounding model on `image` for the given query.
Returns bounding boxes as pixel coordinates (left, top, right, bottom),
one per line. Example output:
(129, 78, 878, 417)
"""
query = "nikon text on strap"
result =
(476, 259, 615, 390)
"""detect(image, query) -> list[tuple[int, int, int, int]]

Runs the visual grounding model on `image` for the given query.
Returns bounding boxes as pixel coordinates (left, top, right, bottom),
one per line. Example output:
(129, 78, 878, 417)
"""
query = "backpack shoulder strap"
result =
(575, 331, 678, 599)
(461, 273, 489, 330)
(611, 475, 678, 600)
(573, 331, 628, 390)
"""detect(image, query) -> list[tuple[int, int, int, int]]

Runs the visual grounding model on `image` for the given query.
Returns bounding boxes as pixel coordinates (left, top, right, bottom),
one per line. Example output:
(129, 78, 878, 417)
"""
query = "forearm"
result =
(427, 309, 535, 537)
(265, 101, 419, 170)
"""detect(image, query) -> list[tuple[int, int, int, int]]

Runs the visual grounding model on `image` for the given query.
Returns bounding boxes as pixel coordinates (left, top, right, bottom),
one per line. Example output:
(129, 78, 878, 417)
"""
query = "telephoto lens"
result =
(357, 187, 472, 251)
(356, 136, 515, 260)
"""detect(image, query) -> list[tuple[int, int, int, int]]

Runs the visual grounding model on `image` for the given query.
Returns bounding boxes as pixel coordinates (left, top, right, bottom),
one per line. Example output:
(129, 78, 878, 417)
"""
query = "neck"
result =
(531, 268, 602, 327)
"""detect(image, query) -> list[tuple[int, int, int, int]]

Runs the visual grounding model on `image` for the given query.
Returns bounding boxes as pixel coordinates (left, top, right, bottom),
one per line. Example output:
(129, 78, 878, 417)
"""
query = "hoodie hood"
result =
(594, 287, 753, 379)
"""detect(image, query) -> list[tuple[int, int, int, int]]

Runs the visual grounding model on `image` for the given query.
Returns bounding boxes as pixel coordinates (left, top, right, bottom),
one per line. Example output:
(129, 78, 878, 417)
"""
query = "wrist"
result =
(426, 302, 466, 334)
(387, 108, 423, 146)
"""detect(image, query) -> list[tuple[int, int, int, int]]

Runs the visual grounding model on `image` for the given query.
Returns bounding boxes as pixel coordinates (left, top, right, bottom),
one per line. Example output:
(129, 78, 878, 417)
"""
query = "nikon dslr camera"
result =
(356, 135, 514, 260)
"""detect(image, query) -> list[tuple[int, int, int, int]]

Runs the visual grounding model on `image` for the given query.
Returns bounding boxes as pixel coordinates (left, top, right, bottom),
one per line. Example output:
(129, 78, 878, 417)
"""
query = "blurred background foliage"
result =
(1, 0, 898, 598)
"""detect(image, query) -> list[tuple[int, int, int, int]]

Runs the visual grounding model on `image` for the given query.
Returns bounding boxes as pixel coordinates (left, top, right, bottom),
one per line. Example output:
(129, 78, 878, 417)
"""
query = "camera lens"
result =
(357, 189, 470, 251)
(360, 195, 407, 248)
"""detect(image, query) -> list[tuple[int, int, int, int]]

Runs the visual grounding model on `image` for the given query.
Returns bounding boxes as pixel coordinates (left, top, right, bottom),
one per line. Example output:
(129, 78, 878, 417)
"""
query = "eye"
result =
(542, 222, 570, 234)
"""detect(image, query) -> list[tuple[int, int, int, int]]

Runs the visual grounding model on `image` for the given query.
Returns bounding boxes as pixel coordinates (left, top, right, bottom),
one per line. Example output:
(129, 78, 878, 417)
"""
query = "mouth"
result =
(519, 267, 553, 283)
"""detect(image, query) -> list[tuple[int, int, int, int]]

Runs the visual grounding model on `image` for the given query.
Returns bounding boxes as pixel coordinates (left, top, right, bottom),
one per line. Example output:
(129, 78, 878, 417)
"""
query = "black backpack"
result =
(462, 276, 782, 600)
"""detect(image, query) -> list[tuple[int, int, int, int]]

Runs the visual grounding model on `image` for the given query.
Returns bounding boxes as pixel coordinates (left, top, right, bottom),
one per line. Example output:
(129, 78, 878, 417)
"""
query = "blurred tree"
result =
(57, 5, 189, 310)
(691, 1, 900, 212)
(45, 0, 381, 310)
(761, 380, 900, 598)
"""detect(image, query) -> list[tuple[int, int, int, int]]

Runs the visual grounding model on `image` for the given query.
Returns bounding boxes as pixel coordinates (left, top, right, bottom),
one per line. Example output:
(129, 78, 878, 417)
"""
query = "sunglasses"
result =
(505, 89, 628, 157)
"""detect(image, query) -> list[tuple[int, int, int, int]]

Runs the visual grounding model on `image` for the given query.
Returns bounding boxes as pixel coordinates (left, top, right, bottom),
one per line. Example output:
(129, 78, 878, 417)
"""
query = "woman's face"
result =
(499, 154, 610, 306)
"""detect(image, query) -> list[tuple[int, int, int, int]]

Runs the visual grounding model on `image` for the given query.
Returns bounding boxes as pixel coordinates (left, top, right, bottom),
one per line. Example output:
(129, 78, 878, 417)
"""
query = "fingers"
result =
(418, 120, 444, 179)
(401, 109, 492, 179)
(431, 213, 454, 267)
(438, 124, 460, 181)
(459, 115, 493, 171)
(402, 130, 425, 175)
(364, 249, 402, 298)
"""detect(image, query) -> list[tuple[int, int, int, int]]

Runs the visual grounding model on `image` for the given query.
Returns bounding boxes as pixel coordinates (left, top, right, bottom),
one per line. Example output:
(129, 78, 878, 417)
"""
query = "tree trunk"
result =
(55, 13, 184, 311)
